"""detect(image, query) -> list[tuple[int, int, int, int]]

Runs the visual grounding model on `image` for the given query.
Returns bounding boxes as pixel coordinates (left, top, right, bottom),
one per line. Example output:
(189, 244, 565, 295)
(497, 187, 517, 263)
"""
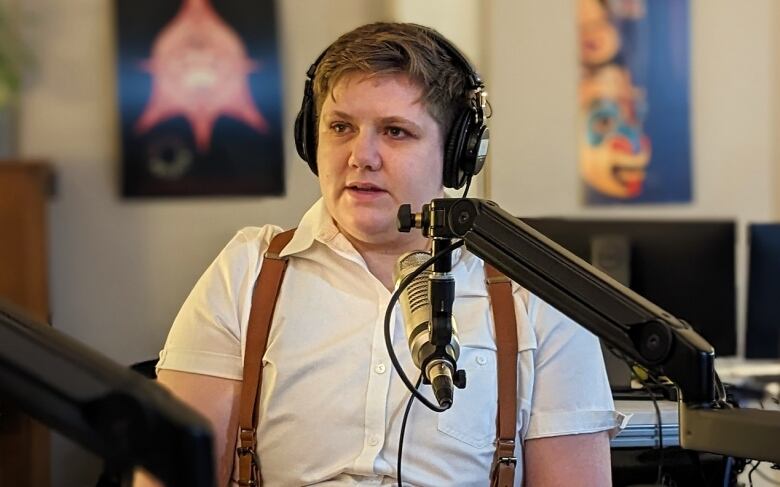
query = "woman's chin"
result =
(349, 224, 395, 243)
(338, 218, 397, 243)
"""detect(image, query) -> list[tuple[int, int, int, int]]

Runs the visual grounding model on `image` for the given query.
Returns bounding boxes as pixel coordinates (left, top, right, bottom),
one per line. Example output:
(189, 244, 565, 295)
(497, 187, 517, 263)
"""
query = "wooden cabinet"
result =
(0, 161, 53, 487)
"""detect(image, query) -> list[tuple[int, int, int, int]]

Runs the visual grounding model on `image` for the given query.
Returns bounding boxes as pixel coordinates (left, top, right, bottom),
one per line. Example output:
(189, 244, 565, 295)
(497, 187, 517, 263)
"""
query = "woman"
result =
(136, 22, 622, 486)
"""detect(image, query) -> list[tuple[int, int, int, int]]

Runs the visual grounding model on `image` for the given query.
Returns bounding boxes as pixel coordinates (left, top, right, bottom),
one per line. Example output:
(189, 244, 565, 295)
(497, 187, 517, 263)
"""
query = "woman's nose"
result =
(348, 130, 382, 171)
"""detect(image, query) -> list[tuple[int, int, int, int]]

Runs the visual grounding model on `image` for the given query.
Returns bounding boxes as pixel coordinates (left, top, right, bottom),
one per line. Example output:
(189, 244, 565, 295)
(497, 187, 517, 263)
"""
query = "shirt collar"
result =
(278, 198, 336, 258)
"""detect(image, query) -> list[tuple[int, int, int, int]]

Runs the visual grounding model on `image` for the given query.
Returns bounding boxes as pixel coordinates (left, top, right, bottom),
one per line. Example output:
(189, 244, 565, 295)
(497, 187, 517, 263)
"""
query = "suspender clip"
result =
(497, 456, 517, 466)
(495, 438, 517, 467)
(237, 427, 261, 480)
(235, 479, 257, 486)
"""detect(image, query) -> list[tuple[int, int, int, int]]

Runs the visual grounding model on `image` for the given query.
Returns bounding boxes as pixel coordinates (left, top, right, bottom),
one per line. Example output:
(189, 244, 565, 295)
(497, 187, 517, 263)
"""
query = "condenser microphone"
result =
(394, 251, 463, 408)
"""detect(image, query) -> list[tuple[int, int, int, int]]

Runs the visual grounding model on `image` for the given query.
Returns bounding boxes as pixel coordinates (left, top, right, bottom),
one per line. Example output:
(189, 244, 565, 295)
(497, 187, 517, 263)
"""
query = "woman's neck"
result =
(342, 230, 430, 291)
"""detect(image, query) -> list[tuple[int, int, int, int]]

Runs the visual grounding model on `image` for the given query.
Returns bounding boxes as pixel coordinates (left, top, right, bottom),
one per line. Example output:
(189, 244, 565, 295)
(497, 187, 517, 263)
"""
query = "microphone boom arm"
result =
(399, 197, 780, 463)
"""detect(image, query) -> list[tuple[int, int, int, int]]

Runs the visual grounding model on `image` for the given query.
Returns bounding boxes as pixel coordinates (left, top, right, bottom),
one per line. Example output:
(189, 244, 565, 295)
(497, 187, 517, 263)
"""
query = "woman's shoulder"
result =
(233, 224, 287, 247)
(213, 224, 288, 269)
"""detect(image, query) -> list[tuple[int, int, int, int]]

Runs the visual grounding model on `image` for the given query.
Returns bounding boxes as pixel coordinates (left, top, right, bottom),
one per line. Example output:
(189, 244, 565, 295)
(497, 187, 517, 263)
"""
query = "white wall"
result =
(8, 0, 780, 484)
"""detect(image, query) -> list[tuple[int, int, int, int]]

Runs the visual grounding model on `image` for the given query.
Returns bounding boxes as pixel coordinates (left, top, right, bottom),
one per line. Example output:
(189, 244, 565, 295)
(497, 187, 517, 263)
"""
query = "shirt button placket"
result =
(354, 289, 395, 471)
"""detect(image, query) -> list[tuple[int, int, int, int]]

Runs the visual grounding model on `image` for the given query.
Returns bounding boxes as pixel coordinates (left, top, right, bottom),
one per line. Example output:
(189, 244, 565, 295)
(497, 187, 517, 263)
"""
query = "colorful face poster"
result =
(578, 0, 691, 204)
(117, 0, 284, 197)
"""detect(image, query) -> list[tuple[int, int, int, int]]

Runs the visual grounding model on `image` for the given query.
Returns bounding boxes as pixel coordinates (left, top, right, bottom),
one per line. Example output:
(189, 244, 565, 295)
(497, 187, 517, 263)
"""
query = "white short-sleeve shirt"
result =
(158, 198, 626, 486)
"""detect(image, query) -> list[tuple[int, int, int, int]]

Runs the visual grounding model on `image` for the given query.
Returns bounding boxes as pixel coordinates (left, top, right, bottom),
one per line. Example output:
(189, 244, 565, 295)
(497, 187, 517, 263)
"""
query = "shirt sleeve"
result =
(524, 293, 629, 440)
(156, 226, 279, 380)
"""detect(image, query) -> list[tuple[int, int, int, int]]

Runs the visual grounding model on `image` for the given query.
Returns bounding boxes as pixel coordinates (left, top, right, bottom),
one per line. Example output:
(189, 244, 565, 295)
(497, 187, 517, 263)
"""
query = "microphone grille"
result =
(395, 251, 431, 313)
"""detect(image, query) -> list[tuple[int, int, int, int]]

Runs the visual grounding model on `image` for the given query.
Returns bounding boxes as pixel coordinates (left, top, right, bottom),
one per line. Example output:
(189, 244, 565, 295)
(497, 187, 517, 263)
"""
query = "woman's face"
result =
(316, 72, 445, 247)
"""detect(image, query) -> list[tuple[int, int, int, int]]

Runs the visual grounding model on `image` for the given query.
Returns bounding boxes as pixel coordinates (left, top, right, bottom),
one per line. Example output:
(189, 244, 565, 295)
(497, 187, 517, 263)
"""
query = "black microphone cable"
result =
(460, 174, 473, 199)
(397, 374, 422, 487)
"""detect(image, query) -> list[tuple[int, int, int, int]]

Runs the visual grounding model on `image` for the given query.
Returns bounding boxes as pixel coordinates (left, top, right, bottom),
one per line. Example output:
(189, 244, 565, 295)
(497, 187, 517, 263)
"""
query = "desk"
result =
(611, 357, 780, 449)
(715, 357, 780, 387)
(716, 358, 780, 487)
(611, 363, 780, 487)
(611, 399, 729, 486)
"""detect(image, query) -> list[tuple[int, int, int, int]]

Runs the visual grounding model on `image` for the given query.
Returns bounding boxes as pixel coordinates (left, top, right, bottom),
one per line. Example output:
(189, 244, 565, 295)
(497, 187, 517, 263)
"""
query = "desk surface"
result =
(715, 357, 780, 383)
(611, 359, 780, 451)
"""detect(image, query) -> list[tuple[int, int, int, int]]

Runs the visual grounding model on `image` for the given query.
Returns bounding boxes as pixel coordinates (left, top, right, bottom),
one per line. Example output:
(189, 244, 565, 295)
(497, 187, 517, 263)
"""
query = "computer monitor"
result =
(745, 223, 780, 358)
(0, 300, 215, 487)
(521, 218, 737, 357)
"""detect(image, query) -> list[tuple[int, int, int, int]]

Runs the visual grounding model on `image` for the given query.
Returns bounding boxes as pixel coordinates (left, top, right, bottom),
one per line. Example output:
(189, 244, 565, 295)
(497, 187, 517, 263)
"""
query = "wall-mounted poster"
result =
(117, 0, 283, 197)
(578, 0, 690, 205)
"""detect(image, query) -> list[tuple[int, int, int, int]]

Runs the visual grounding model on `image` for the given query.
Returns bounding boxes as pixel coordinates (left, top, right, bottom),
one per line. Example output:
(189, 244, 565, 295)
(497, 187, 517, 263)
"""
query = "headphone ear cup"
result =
(294, 81, 319, 174)
(443, 109, 473, 189)
(294, 105, 308, 161)
(467, 124, 490, 177)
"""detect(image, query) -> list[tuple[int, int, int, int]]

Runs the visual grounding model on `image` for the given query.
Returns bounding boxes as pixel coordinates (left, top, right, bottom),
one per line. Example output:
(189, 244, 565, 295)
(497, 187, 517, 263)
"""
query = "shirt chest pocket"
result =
(435, 289, 536, 450)
(436, 345, 499, 449)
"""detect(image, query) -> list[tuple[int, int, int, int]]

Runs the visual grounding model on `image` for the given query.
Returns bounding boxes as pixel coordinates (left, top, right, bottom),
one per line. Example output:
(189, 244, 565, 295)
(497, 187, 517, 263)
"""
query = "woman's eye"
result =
(331, 123, 350, 134)
(386, 127, 408, 138)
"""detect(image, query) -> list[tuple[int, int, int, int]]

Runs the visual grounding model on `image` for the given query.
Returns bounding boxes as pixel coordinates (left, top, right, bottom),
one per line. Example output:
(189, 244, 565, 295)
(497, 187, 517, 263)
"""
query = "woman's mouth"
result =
(345, 182, 387, 200)
(347, 182, 385, 192)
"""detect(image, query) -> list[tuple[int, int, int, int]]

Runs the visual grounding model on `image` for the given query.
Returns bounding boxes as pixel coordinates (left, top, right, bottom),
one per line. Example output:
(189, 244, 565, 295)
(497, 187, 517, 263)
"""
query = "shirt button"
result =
(375, 363, 386, 374)
(476, 355, 487, 366)
(367, 435, 380, 446)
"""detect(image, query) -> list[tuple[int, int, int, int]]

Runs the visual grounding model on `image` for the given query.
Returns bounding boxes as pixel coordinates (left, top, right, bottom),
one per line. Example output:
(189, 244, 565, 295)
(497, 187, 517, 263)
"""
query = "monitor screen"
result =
(745, 223, 780, 358)
(521, 218, 737, 357)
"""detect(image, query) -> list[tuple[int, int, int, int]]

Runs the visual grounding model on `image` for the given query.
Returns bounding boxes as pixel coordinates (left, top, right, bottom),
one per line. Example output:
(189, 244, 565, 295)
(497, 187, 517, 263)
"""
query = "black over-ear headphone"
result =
(294, 26, 490, 190)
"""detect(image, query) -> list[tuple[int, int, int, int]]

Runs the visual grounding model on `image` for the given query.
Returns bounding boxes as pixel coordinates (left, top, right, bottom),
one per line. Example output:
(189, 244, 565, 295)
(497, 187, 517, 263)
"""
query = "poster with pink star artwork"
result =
(117, 0, 283, 197)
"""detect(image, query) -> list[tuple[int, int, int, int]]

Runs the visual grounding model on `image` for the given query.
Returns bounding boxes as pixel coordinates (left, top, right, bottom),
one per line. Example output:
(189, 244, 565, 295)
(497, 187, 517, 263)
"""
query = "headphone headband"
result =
(418, 27, 484, 91)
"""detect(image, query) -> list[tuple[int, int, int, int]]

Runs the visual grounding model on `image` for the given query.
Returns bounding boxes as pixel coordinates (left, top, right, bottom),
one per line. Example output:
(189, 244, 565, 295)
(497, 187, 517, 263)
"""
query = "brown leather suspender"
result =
(236, 228, 295, 486)
(485, 265, 519, 487)
(236, 230, 518, 486)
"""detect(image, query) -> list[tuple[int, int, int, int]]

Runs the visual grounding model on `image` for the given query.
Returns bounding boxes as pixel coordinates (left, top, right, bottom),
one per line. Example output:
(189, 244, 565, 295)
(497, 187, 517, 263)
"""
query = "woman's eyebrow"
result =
(377, 116, 423, 132)
(322, 110, 354, 121)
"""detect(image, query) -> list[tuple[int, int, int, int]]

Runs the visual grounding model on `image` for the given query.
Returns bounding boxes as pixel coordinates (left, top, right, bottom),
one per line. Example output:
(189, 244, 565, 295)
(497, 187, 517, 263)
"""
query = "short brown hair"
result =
(312, 22, 475, 139)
